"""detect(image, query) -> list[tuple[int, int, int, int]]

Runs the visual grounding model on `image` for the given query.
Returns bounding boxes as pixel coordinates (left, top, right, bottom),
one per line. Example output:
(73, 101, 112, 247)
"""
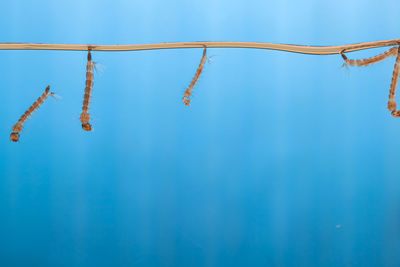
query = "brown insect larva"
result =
(388, 46, 400, 117)
(340, 46, 400, 118)
(182, 46, 207, 106)
(10, 85, 53, 142)
(80, 49, 95, 131)
(340, 47, 397, 67)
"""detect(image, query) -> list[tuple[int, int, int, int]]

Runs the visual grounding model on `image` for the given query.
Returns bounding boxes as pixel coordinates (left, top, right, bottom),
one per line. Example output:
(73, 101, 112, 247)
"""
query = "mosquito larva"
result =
(340, 46, 400, 118)
(388, 46, 400, 117)
(80, 49, 95, 131)
(10, 85, 53, 142)
(340, 47, 397, 67)
(182, 46, 207, 106)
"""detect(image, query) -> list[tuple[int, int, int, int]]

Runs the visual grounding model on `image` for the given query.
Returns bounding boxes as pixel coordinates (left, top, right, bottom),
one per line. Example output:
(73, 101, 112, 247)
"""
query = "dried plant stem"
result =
(0, 39, 399, 55)
(10, 85, 53, 142)
(80, 50, 94, 131)
(183, 47, 207, 106)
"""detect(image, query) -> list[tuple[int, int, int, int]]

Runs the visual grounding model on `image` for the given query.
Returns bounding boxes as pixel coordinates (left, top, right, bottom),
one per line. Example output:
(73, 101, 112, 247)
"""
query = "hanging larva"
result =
(388, 46, 400, 117)
(340, 47, 397, 67)
(340, 45, 400, 117)
(80, 49, 95, 131)
(10, 85, 54, 142)
(182, 46, 207, 106)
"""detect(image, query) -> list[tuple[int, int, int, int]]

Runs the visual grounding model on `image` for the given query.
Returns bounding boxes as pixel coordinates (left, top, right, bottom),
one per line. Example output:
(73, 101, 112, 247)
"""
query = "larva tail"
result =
(182, 90, 192, 106)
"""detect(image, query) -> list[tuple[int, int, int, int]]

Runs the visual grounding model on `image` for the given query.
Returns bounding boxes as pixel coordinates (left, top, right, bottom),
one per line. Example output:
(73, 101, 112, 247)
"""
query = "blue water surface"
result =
(0, 0, 400, 266)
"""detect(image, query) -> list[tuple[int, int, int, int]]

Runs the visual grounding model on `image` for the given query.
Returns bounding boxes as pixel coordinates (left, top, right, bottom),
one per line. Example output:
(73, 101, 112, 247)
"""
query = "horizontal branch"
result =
(0, 39, 399, 55)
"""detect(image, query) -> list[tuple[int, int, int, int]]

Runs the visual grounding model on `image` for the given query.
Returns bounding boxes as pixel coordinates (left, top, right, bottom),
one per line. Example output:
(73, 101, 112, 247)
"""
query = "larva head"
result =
(82, 123, 93, 131)
(392, 111, 400, 118)
(182, 96, 191, 106)
(10, 132, 20, 142)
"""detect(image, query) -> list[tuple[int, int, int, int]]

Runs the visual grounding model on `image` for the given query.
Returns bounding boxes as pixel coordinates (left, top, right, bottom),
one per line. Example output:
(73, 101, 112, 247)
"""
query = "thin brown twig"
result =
(0, 39, 399, 54)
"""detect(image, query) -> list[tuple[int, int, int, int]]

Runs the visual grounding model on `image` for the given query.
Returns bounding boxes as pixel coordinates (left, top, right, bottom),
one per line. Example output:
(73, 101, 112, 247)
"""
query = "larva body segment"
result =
(388, 46, 400, 116)
(80, 50, 95, 131)
(182, 46, 207, 106)
(341, 47, 397, 67)
(10, 85, 53, 142)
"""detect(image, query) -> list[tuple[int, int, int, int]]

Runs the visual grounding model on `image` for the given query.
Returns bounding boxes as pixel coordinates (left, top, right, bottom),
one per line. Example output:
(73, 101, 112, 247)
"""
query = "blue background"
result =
(0, 0, 399, 266)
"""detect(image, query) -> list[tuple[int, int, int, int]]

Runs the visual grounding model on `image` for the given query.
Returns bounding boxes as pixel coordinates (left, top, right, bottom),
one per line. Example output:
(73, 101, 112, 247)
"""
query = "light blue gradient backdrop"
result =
(0, 0, 399, 266)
